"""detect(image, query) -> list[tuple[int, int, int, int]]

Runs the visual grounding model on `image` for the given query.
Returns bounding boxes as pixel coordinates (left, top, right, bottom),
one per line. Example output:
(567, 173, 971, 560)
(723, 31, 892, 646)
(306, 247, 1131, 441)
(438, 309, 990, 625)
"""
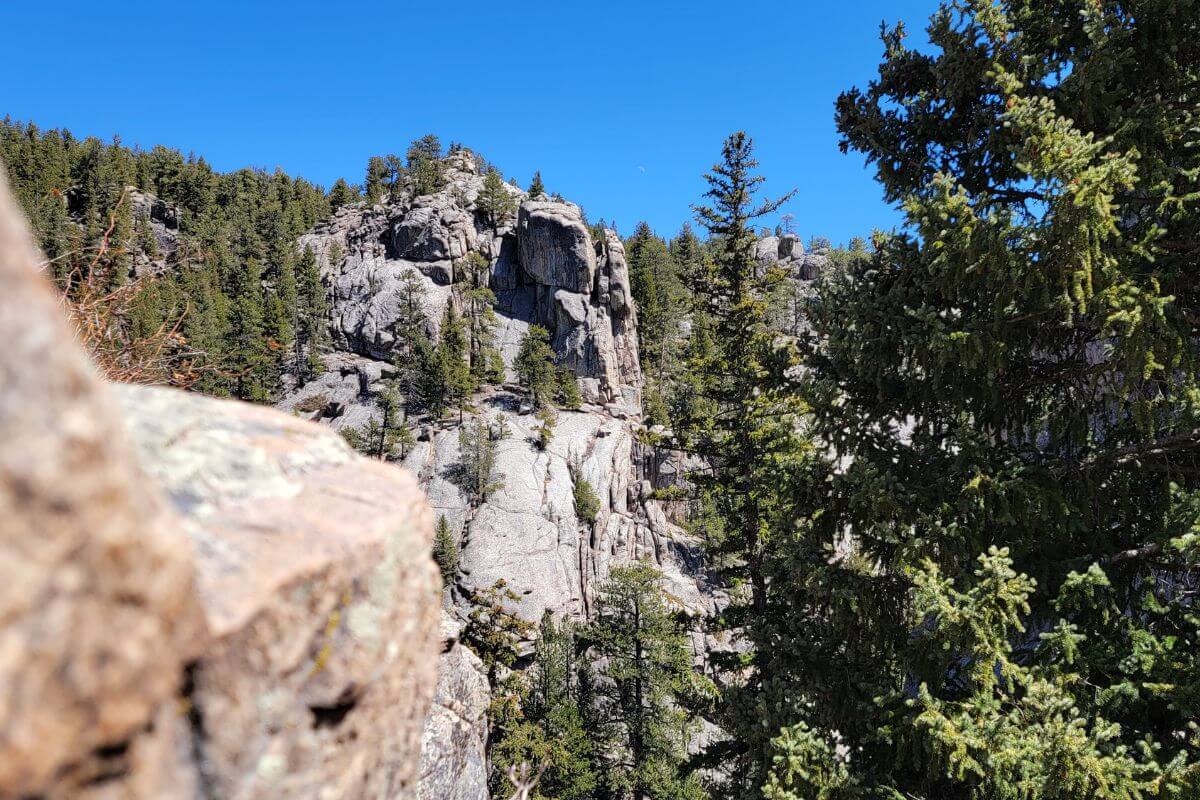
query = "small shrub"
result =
(432, 515, 459, 586)
(571, 464, 601, 524)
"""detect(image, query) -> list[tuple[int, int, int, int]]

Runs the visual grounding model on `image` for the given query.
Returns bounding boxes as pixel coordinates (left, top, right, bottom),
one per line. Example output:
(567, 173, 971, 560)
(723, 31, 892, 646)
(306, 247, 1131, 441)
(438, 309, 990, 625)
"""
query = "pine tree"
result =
(761, 2, 1200, 797)
(675, 133, 809, 795)
(478, 168, 517, 227)
(455, 252, 501, 384)
(515, 325, 558, 408)
(295, 245, 328, 382)
(528, 170, 546, 200)
(407, 134, 446, 196)
(455, 416, 503, 505)
(626, 222, 687, 387)
(429, 304, 475, 421)
(585, 563, 710, 800)
(328, 177, 356, 210)
(463, 579, 535, 687)
(364, 155, 389, 204)
(432, 515, 459, 586)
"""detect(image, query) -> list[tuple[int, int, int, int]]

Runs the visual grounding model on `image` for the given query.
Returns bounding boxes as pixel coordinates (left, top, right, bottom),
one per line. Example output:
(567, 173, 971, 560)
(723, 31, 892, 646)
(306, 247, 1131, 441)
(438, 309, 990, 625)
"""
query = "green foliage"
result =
(364, 155, 389, 204)
(328, 177, 357, 209)
(673, 132, 809, 796)
(464, 579, 535, 686)
(432, 515, 459, 586)
(515, 325, 559, 408)
(753, 3, 1200, 798)
(477, 168, 517, 227)
(0, 118, 333, 401)
(570, 465, 600, 525)
(533, 408, 556, 452)
(455, 252, 502, 386)
(416, 304, 475, 420)
(455, 416, 504, 505)
(584, 563, 711, 800)
(556, 368, 583, 410)
(528, 170, 546, 199)
(626, 221, 688, 383)
(407, 134, 446, 196)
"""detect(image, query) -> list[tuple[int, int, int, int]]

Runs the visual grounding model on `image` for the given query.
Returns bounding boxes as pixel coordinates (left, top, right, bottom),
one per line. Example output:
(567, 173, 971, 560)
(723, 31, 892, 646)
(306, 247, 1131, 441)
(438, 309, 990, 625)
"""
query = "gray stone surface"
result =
(418, 612, 490, 800)
(516, 200, 596, 293)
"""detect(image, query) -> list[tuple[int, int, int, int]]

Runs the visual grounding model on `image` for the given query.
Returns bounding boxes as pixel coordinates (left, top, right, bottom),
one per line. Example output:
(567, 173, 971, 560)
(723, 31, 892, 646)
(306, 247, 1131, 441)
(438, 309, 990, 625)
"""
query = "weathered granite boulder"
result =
(516, 200, 596, 293)
(755, 233, 828, 281)
(391, 197, 478, 266)
(418, 613, 490, 800)
(117, 384, 441, 800)
(0, 169, 206, 799)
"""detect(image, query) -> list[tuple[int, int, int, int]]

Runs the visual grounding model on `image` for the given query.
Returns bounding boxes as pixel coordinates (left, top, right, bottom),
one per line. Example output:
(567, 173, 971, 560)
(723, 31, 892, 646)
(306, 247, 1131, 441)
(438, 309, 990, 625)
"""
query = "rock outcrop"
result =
(0, 168, 441, 799)
(294, 152, 641, 407)
(279, 151, 719, 800)
(417, 613, 490, 800)
(117, 385, 441, 800)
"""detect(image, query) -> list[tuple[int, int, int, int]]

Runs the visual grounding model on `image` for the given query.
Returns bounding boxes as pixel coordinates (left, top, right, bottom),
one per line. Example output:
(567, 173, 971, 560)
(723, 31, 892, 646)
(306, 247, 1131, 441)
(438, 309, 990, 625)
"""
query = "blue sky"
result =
(1, 0, 938, 245)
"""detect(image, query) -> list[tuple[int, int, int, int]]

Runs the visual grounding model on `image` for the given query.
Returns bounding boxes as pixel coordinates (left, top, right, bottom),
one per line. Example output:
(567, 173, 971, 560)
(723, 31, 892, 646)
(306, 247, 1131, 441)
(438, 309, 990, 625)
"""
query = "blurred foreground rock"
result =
(0, 169, 440, 799)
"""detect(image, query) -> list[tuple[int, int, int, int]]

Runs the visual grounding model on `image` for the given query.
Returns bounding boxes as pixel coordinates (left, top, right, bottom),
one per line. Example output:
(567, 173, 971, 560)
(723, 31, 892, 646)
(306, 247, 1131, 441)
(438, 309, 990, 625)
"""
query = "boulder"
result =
(116, 384, 442, 800)
(516, 201, 596, 293)
(391, 197, 477, 264)
(0, 169, 206, 799)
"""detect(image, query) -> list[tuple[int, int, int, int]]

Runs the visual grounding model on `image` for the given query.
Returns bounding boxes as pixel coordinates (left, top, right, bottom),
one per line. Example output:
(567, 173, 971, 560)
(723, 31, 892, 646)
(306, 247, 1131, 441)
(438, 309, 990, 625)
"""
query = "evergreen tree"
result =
(295, 245, 328, 382)
(455, 252, 501, 384)
(490, 614, 600, 800)
(585, 563, 710, 800)
(515, 325, 558, 408)
(675, 133, 808, 795)
(478, 168, 517, 227)
(528, 170, 546, 200)
(407, 134, 446, 196)
(328, 177, 357, 210)
(763, 2, 1200, 797)
(433, 304, 475, 421)
(464, 579, 535, 687)
(455, 416, 504, 505)
(570, 464, 600, 525)
(432, 515, 459, 586)
(626, 221, 687, 388)
(364, 155, 389, 204)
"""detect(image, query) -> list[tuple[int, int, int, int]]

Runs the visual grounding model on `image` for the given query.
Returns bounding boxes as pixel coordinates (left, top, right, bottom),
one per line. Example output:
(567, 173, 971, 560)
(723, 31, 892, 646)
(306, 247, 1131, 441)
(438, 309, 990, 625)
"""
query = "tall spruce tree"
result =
(762, 2, 1200, 797)
(672, 133, 809, 796)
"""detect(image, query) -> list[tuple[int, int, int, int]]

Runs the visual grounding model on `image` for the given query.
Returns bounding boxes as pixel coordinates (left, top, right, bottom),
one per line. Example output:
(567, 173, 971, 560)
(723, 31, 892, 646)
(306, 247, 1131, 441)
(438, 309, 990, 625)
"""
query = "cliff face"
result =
(279, 153, 719, 800)
(0, 169, 442, 800)
(282, 151, 712, 628)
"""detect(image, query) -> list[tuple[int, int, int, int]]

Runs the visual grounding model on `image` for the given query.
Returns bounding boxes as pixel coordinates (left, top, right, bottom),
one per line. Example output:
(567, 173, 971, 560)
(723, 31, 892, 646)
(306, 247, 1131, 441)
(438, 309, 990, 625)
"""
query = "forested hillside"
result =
(3, 0, 1199, 798)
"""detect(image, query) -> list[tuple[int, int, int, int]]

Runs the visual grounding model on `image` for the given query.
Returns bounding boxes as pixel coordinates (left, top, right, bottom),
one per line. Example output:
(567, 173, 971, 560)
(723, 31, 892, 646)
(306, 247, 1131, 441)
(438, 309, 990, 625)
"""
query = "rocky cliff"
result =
(0, 170, 441, 800)
(278, 152, 720, 800)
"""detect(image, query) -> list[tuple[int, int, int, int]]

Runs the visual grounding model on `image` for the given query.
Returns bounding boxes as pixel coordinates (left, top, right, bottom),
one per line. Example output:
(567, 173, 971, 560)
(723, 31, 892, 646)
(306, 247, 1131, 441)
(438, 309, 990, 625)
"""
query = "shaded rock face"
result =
(0, 169, 206, 799)
(0, 167, 442, 799)
(516, 200, 595, 293)
(754, 233, 829, 281)
(418, 613, 490, 800)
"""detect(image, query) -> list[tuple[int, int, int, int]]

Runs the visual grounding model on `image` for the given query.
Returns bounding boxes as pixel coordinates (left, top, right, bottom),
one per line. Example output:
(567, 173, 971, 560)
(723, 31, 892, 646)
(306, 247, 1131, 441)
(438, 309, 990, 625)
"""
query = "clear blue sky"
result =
(1, 0, 938, 246)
